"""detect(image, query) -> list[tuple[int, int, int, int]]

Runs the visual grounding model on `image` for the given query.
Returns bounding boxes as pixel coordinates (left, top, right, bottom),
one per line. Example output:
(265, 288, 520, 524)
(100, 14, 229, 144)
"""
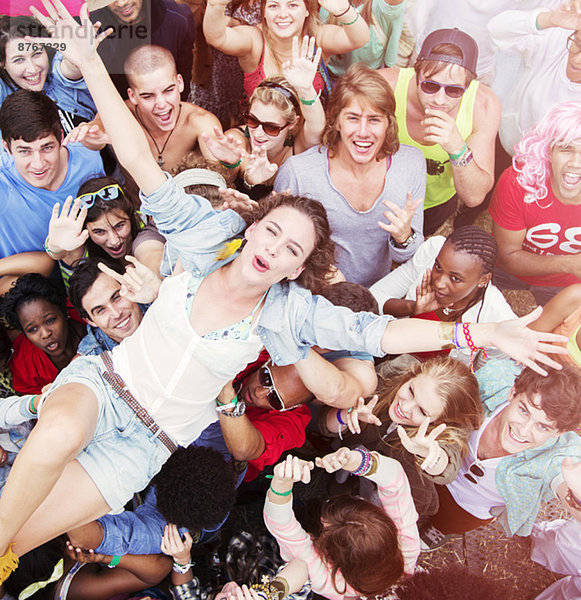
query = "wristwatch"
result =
(390, 230, 417, 249)
(217, 400, 246, 418)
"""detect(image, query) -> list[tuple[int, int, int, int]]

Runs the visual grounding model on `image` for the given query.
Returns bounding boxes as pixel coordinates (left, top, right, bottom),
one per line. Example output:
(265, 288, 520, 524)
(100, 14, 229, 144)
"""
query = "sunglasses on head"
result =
(258, 362, 297, 412)
(76, 184, 124, 209)
(419, 78, 466, 99)
(463, 461, 485, 484)
(245, 113, 289, 137)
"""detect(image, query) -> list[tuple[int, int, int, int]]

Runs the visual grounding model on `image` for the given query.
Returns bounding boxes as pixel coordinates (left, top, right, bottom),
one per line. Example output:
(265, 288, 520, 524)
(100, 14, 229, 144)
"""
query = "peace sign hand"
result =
(397, 417, 448, 474)
(342, 395, 382, 435)
(379, 192, 423, 245)
(98, 255, 162, 304)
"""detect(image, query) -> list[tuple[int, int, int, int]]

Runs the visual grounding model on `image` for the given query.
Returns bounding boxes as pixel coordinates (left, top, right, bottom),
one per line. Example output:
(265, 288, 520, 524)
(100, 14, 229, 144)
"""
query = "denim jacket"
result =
(141, 176, 392, 366)
(0, 54, 96, 122)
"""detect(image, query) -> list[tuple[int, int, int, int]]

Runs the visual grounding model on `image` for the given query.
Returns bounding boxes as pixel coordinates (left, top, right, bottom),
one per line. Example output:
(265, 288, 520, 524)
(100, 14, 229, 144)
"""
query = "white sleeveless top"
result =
(112, 271, 264, 446)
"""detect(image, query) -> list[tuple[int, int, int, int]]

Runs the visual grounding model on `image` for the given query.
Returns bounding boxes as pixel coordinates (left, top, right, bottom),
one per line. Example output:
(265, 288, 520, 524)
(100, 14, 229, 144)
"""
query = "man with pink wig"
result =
(489, 102, 581, 305)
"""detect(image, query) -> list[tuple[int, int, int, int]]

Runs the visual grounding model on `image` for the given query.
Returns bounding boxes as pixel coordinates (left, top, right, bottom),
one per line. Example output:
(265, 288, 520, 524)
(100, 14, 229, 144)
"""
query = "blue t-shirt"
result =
(0, 142, 103, 259)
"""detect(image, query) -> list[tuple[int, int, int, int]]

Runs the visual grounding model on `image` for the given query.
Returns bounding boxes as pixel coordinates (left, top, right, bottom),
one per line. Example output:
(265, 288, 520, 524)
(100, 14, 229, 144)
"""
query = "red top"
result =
(489, 167, 581, 288)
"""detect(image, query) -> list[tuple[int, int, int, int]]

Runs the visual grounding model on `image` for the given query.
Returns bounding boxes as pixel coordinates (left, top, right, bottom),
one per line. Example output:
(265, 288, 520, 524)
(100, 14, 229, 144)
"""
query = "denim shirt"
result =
(141, 176, 393, 366)
(476, 359, 581, 536)
(0, 54, 96, 122)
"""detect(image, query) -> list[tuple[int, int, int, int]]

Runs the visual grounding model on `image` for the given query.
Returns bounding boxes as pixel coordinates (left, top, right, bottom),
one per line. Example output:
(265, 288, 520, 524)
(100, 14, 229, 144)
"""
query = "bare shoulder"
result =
(377, 66, 399, 89)
(474, 83, 502, 120)
(182, 103, 222, 135)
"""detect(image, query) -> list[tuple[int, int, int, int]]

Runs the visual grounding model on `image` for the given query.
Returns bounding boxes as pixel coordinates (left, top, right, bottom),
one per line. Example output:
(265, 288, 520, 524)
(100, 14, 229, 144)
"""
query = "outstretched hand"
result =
(244, 147, 278, 185)
(202, 126, 244, 167)
(341, 395, 382, 435)
(218, 188, 258, 212)
(315, 447, 361, 473)
(282, 36, 322, 95)
(378, 192, 422, 245)
(48, 196, 89, 253)
(64, 122, 109, 150)
(398, 418, 447, 473)
(30, 0, 113, 68)
(98, 255, 162, 304)
(490, 307, 569, 375)
(272, 455, 314, 485)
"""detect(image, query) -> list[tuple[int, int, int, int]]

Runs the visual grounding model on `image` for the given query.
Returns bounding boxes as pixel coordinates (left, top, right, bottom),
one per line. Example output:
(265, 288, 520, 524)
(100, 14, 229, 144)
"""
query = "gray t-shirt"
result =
(274, 145, 426, 287)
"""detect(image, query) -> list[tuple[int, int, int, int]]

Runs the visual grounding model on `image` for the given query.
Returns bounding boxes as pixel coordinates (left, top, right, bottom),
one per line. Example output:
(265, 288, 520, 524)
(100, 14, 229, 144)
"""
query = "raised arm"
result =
(31, 0, 165, 196)
(316, 0, 370, 55)
(283, 36, 325, 152)
(203, 0, 261, 59)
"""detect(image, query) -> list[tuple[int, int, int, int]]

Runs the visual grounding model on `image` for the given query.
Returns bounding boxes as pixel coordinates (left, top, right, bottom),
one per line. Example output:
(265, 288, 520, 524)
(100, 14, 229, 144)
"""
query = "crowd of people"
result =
(0, 0, 579, 598)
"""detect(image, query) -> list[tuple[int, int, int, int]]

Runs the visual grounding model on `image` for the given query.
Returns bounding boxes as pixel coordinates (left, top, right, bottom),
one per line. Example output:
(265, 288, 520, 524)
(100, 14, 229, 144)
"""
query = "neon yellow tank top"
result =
(394, 68, 479, 210)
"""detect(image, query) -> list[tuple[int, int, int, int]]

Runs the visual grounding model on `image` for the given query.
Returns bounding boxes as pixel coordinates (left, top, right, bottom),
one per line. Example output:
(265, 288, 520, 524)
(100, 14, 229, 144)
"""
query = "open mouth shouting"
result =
(253, 256, 270, 272)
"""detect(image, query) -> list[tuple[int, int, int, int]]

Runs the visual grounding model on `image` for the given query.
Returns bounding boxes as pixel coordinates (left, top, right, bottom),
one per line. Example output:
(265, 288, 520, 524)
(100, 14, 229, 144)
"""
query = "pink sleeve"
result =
(367, 456, 420, 575)
(263, 498, 356, 600)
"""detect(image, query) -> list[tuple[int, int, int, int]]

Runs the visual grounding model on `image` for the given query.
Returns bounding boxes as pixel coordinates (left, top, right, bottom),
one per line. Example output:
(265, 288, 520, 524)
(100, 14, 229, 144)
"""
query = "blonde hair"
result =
(372, 357, 483, 460)
(250, 76, 303, 136)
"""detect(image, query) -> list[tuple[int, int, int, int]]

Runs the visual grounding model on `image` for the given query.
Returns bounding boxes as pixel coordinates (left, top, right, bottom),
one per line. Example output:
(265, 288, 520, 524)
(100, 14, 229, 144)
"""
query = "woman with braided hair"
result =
(370, 226, 516, 366)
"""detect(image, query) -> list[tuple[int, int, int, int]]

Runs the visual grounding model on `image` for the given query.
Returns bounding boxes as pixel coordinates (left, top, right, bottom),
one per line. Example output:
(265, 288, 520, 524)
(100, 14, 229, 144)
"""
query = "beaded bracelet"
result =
(340, 12, 359, 25)
(462, 322, 488, 372)
(220, 158, 242, 169)
(352, 448, 371, 476)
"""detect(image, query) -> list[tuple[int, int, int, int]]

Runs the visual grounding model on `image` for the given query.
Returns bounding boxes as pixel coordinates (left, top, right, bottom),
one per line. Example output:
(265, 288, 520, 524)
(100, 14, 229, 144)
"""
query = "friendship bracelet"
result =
(299, 90, 322, 106)
(448, 142, 467, 160)
(462, 322, 488, 372)
(333, 3, 351, 17)
(452, 322, 462, 350)
(220, 158, 242, 169)
(107, 555, 121, 569)
(29, 395, 38, 415)
(43, 236, 61, 258)
(450, 148, 474, 168)
(269, 485, 292, 497)
(172, 560, 195, 574)
(352, 448, 372, 476)
(340, 12, 359, 25)
(336, 409, 346, 426)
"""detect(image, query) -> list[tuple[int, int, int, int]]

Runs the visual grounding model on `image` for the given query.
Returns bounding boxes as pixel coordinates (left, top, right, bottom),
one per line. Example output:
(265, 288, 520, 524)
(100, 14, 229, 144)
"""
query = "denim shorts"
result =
(43, 355, 172, 511)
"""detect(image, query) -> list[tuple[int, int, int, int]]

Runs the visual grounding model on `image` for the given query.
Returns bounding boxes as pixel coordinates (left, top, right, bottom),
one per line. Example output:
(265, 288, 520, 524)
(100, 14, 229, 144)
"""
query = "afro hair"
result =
(153, 445, 237, 531)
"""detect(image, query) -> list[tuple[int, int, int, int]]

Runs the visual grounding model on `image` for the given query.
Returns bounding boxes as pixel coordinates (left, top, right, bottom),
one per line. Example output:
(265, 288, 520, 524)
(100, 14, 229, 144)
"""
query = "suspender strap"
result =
(100, 352, 178, 454)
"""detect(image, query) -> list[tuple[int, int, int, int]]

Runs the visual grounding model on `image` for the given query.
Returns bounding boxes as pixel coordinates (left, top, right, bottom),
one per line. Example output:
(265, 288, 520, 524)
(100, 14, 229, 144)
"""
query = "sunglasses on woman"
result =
(245, 113, 289, 137)
(419, 79, 467, 99)
(258, 362, 297, 412)
(76, 184, 124, 209)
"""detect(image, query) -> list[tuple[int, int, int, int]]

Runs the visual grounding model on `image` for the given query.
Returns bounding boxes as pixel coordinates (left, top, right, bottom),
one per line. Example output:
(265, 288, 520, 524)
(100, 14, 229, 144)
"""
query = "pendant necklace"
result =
(442, 305, 463, 316)
(135, 103, 182, 167)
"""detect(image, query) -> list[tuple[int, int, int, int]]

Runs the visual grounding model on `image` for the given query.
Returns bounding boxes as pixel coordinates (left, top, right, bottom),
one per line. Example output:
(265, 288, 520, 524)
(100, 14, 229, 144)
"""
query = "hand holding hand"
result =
(414, 268, 439, 315)
(47, 196, 89, 254)
(398, 418, 447, 473)
(315, 447, 361, 473)
(161, 524, 193, 566)
(202, 126, 244, 166)
(282, 36, 322, 95)
(378, 192, 422, 245)
(98, 255, 162, 304)
(341, 395, 382, 435)
(422, 109, 465, 155)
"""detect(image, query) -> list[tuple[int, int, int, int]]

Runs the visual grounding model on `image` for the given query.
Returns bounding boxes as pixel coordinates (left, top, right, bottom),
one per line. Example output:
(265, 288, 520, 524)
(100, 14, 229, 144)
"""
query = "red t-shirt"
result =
(245, 404, 311, 482)
(489, 167, 581, 288)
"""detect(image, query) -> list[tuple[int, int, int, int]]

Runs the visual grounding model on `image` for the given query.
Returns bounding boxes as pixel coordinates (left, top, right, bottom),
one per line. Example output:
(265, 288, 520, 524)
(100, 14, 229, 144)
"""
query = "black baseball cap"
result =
(417, 28, 478, 76)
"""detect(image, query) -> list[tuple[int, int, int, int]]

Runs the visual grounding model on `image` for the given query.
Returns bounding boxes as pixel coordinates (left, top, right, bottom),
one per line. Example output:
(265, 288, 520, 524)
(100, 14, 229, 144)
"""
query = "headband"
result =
(256, 81, 301, 114)
(173, 168, 228, 190)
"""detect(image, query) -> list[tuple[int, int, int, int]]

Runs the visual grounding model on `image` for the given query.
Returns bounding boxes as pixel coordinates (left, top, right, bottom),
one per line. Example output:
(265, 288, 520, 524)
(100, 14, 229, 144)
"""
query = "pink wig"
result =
(513, 101, 581, 205)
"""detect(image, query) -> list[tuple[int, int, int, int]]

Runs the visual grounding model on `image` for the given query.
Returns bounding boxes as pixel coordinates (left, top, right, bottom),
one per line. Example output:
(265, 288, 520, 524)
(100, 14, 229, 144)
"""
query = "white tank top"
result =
(112, 271, 264, 446)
